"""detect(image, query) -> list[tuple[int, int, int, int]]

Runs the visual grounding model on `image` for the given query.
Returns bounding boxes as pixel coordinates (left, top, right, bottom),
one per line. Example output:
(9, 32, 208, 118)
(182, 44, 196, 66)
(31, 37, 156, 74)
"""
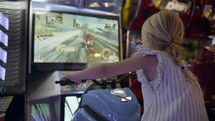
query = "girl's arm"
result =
(63, 53, 155, 83)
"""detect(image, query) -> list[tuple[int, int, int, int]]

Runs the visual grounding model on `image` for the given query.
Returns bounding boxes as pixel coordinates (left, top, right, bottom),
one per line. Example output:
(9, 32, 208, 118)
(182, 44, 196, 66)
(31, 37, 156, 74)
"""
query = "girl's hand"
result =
(62, 74, 81, 84)
(55, 78, 76, 86)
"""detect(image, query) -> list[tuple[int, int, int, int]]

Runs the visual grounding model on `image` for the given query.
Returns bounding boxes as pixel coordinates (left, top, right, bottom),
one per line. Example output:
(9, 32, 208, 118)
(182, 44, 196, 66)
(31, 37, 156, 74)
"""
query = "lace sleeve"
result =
(135, 45, 164, 94)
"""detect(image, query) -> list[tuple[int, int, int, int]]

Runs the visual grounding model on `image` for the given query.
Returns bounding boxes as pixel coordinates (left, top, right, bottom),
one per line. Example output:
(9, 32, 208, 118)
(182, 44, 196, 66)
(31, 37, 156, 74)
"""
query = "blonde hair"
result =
(141, 11, 201, 92)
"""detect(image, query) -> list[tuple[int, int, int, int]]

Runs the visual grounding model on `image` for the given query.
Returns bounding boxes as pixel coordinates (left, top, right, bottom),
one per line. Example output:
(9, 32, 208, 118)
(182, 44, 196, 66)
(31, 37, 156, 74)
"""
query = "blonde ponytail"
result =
(166, 42, 202, 93)
(141, 11, 202, 92)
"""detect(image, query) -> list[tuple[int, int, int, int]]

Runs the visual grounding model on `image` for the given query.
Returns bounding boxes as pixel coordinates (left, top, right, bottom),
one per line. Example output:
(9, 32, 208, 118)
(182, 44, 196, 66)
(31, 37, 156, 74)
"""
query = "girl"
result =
(63, 11, 209, 121)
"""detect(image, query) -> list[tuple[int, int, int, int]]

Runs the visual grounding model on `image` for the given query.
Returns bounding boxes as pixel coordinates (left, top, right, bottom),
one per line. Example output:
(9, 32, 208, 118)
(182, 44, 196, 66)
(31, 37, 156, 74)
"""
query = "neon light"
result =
(0, 30, 8, 47)
(0, 13, 9, 30)
(165, 1, 189, 13)
(0, 65, 6, 80)
(0, 48, 7, 63)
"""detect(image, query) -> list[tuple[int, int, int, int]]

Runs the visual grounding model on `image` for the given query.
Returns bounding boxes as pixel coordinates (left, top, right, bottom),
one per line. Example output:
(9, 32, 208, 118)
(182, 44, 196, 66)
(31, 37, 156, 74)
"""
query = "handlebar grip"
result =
(55, 79, 76, 86)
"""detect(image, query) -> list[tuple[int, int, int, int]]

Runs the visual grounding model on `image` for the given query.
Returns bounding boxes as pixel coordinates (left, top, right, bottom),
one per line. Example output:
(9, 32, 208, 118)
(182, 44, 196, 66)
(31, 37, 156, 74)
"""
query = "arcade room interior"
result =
(0, 0, 214, 121)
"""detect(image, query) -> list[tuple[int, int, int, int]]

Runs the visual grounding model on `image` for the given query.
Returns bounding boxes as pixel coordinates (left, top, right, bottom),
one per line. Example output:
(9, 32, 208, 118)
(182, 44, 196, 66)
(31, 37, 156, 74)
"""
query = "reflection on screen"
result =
(64, 96, 80, 121)
(31, 103, 51, 121)
(33, 10, 120, 65)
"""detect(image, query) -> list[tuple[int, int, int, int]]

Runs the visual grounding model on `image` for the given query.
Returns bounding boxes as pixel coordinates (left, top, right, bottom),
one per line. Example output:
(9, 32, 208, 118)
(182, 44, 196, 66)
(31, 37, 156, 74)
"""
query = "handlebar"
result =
(55, 72, 137, 87)
(55, 78, 104, 87)
(55, 79, 76, 86)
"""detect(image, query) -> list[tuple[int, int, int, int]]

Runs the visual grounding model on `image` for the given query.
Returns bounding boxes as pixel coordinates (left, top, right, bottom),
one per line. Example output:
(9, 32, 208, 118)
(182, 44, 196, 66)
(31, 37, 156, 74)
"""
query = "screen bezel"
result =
(30, 9, 123, 72)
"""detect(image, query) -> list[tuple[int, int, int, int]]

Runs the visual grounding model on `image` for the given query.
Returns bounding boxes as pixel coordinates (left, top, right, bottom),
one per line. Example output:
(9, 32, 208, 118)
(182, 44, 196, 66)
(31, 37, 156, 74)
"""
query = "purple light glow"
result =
(0, 30, 8, 47)
(0, 65, 6, 81)
(0, 13, 9, 30)
(0, 47, 7, 63)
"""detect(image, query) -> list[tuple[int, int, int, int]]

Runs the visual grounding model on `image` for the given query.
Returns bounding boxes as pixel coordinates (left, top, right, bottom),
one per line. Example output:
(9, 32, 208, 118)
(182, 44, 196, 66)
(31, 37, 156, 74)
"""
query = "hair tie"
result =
(164, 41, 175, 50)
(181, 66, 185, 70)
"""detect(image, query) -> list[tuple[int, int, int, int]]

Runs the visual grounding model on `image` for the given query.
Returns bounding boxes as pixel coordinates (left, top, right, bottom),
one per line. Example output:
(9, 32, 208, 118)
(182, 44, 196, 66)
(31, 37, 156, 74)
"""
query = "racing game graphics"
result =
(33, 10, 122, 66)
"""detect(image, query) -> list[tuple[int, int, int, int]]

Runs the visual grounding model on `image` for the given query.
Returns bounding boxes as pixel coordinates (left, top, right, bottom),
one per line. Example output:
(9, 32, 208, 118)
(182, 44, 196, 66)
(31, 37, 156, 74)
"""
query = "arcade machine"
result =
(0, 1, 28, 121)
(26, 0, 131, 121)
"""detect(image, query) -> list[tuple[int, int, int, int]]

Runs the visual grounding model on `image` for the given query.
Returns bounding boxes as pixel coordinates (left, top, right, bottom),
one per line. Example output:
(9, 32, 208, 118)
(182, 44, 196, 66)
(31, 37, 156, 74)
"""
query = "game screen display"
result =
(33, 10, 121, 66)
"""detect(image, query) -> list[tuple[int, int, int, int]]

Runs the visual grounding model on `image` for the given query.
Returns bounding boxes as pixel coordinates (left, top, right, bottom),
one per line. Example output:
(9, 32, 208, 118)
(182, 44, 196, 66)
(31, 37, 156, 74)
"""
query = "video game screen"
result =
(32, 10, 121, 66)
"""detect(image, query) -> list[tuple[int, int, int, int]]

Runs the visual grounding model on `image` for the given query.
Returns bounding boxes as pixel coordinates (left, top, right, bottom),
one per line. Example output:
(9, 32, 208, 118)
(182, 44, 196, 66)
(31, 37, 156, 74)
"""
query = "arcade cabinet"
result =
(27, 1, 125, 121)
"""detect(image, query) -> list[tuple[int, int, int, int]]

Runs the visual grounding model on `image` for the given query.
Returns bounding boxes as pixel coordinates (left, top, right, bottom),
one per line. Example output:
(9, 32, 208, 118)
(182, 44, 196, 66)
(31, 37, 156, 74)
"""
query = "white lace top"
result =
(135, 45, 209, 121)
